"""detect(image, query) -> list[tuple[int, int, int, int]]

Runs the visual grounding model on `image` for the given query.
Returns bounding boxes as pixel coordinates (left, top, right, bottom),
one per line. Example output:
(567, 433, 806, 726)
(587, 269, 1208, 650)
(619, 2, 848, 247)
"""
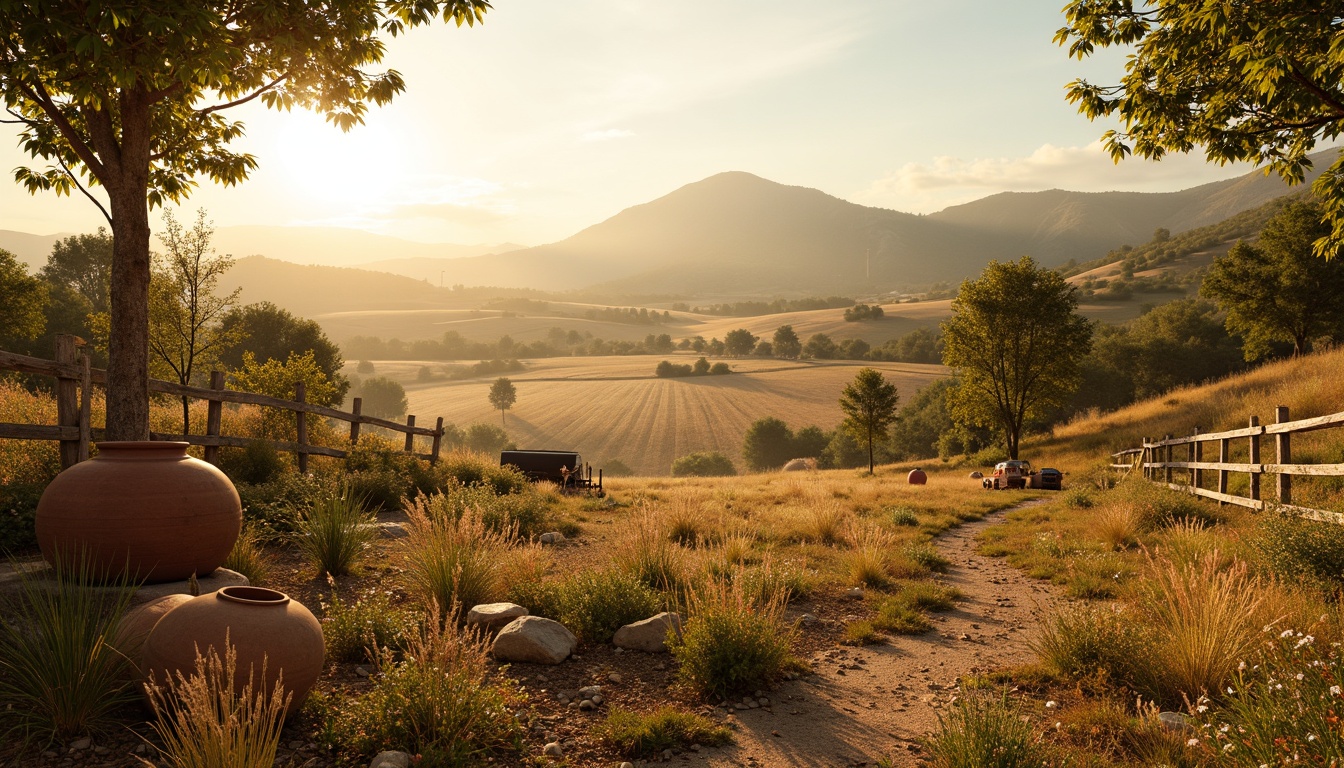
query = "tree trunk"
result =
(105, 184, 152, 441)
(867, 430, 874, 475)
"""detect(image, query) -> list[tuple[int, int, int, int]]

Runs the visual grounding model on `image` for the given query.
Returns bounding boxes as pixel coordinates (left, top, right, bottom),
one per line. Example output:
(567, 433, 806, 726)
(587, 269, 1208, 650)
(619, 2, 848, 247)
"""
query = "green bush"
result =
(888, 506, 920, 526)
(401, 506, 509, 614)
(922, 694, 1051, 768)
(1031, 602, 1152, 691)
(670, 577, 795, 699)
(329, 616, 522, 765)
(294, 482, 379, 577)
(322, 591, 418, 664)
(554, 570, 662, 644)
(435, 451, 529, 496)
(218, 439, 285, 485)
(235, 471, 325, 536)
(1251, 508, 1344, 587)
(600, 706, 731, 758)
(671, 451, 737, 477)
(0, 483, 42, 554)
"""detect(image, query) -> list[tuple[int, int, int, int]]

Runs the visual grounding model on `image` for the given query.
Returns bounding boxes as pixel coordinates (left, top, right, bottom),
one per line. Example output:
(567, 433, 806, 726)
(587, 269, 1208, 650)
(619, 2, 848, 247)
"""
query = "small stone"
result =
(579, 685, 602, 698)
(289, 740, 305, 750)
(539, 531, 566, 545)
(93, 746, 110, 756)
(1045, 700, 1058, 709)
(579, 699, 596, 711)
(133, 745, 147, 755)
(959, 633, 971, 641)
(354, 665, 370, 677)
(613, 612, 683, 653)
(543, 741, 564, 757)
(615, 646, 624, 654)
(662, 749, 674, 760)
(69, 738, 90, 751)
(758, 698, 770, 707)
(800, 613, 818, 624)
(370, 751, 413, 768)
(1158, 711, 1194, 732)
(748, 700, 760, 709)
(608, 672, 623, 684)
(844, 587, 864, 600)
(492, 616, 577, 665)
(592, 694, 605, 705)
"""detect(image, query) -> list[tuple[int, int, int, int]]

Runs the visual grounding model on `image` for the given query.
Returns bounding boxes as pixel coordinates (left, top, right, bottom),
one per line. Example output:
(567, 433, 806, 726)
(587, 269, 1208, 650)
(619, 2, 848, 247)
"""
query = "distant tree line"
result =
(675, 296, 854, 317)
(654, 357, 731, 377)
(843, 303, 885, 321)
(344, 329, 679, 361)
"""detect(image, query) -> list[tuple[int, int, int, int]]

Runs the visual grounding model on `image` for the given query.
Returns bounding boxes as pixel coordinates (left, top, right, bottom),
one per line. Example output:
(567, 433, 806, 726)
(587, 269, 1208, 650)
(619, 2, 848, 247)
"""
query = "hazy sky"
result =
(0, 0, 1304, 248)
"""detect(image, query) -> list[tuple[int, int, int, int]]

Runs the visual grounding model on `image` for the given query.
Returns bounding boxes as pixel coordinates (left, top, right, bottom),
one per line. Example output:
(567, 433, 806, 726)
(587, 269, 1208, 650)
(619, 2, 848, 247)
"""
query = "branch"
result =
(1285, 59, 1344, 118)
(195, 74, 289, 118)
(57, 156, 113, 227)
(19, 81, 107, 180)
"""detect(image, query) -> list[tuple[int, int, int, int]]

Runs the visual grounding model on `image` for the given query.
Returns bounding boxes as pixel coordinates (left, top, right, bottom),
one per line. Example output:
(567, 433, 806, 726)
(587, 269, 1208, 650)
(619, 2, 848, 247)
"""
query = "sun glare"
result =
(269, 112, 410, 210)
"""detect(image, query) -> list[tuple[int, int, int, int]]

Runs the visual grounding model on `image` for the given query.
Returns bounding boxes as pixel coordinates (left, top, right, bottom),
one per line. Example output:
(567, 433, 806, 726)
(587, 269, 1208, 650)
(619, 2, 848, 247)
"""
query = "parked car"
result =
(1034, 467, 1063, 491)
(983, 460, 1032, 490)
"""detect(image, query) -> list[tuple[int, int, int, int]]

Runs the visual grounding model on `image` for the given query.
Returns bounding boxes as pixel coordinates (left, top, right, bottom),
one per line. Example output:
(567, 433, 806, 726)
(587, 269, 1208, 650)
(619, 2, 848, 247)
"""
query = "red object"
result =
(908, 468, 928, 485)
(143, 586, 325, 715)
(36, 441, 242, 583)
(115, 594, 194, 677)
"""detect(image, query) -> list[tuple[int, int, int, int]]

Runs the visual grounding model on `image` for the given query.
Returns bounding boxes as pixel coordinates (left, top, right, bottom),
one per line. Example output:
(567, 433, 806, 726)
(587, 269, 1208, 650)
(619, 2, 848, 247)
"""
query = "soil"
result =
(9, 499, 1059, 768)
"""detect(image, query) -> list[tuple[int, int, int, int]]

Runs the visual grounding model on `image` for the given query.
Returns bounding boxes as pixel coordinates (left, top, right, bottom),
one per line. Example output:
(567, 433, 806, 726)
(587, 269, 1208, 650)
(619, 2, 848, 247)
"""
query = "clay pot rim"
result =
(93, 441, 191, 457)
(216, 586, 291, 606)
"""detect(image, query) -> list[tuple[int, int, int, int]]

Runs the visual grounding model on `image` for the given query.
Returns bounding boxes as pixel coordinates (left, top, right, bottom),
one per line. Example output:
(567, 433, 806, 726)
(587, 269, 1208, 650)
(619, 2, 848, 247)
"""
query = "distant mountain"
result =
(217, 257, 448, 318)
(212, 226, 517, 267)
(0, 230, 66, 270)
(355, 249, 525, 284)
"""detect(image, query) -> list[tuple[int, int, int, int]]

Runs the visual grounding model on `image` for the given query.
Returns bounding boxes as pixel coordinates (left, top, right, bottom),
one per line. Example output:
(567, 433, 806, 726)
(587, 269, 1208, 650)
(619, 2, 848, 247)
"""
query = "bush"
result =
(889, 506, 920, 526)
(329, 615, 522, 764)
(655, 360, 694, 378)
(343, 440, 438, 512)
(223, 521, 271, 585)
(671, 451, 736, 477)
(436, 451, 529, 495)
(321, 590, 418, 664)
(0, 483, 42, 554)
(464, 423, 511, 454)
(235, 471, 326, 536)
(600, 706, 731, 758)
(294, 482, 379, 577)
(218, 439, 284, 486)
(708, 362, 732, 375)
(0, 551, 138, 745)
(401, 506, 510, 614)
(1251, 507, 1344, 587)
(602, 458, 635, 477)
(143, 643, 289, 768)
(670, 575, 796, 699)
(922, 694, 1051, 768)
(410, 481, 551, 538)
(1031, 602, 1153, 691)
(554, 570, 662, 644)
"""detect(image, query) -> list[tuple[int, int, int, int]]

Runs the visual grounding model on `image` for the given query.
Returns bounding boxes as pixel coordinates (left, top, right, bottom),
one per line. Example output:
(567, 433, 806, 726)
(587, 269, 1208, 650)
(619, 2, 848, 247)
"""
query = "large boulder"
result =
(491, 616, 576, 665)
(781, 458, 816, 472)
(467, 602, 529, 631)
(612, 612, 682, 653)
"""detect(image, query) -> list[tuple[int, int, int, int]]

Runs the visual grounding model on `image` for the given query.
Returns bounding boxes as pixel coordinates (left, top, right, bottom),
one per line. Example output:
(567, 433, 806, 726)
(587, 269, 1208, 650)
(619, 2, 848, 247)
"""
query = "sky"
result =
(0, 0, 1304, 250)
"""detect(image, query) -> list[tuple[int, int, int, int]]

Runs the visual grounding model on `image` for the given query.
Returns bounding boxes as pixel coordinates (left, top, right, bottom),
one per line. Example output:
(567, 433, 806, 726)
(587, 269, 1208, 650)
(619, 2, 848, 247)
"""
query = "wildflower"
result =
(1330, 685, 1341, 696)
(1187, 738, 1199, 747)
(1197, 704, 1208, 713)
(1296, 635, 1315, 648)
(1282, 629, 1296, 638)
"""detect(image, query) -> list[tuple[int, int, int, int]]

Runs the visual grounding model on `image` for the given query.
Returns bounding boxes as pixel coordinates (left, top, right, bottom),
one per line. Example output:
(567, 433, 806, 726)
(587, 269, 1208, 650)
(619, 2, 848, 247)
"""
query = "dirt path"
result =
(700, 499, 1058, 768)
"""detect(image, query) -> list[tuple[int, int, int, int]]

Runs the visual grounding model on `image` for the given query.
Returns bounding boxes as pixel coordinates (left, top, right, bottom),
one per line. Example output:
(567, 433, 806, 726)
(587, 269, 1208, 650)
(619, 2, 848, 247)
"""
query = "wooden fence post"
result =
(204, 371, 225, 465)
(430, 417, 444, 465)
(1191, 427, 1200, 489)
(295, 382, 308, 474)
(78, 352, 91, 462)
(1249, 415, 1261, 506)
(349, 397, 362, 446)
(404, 415, 416, 453)
(1276, 405, 1292, 506)
(55, 335, 80, 469)
(1141, 438, 1150, 480)
(1218, 436, 1230, 504)
(1164, 435, 1173, 484)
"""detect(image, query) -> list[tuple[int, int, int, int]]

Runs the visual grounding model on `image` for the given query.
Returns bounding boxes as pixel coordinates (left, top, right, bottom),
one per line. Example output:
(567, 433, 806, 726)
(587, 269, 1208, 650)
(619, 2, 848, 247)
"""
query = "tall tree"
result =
(1202, 200, 1344, 359)
(723, 328, 759, 357)
(146, 209, 242, 434)
(0, 1, 491, 441)
(741, 417, 796, 472)
(1056, 2, 1344, 259)
(839, 368, 900, 475)
(40, 229, 113, 313)
(773, 325, 802, 359)
(0, 249, 47, 351)
(489, 377, 517, 426)
(217, 302, 348, 400)
(941, 256, 1093, 460)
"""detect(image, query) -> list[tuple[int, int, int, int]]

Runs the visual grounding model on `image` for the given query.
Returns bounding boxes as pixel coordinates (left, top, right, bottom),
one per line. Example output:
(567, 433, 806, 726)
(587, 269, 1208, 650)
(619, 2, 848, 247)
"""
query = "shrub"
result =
(889, 507, 920, 526)
(0, 551, 138, 745)
(143, 642, 289, 768)
(401, 506, 510, 614)
(670, 575, 796, 699)
(0, 483, 42, 554)
(223, 521, 271, 585)
(671, 451, 737, 477)
(1031, 602, 1152, 690)
(409, 481, 551, 538)
(555, 570, 662, 644)
(708, 362, 732, 375)
(600, 706, 731, 758)
(218, 439, 284, 486)
(330, 614, 522, 763)
(611, 520, 689, 594)
(922, 694, 1051, 768)
(235, 471, 325, 536)
(322, 590, 418, 664)
(343, 440, 438, 511)
(294, 482, 379, 577)
(1061, 486, 1094, 509)
(1250, 507, 1344, 587)
(603, 458, 635, 477)
(436, 451, 529, 496)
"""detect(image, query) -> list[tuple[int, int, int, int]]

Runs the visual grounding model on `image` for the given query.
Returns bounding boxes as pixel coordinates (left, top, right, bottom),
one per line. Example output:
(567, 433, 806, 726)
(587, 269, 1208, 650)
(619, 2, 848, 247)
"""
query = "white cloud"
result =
(582, 128, 636, 142)
(855, 142, 1260, 213)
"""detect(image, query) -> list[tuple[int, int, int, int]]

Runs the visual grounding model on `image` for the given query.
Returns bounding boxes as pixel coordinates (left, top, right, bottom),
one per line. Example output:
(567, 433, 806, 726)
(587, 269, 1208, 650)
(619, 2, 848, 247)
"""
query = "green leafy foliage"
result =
(487, 377, 516, 425)
(671, 451, 737, 477)
(1251, 508, 1344, 588)
(600, 707, 732, 758)
(217, 302, 347, 402)
(839, 368, 900, 473)
(351, 376, 408, 420)
(0, 249, 47, 350)
(922, 694, 1051, 768)
(551, 570, 661, 644)
(321, 591, 418, 664)
(670, 577, 796, 699)
(772, 325, 802, 358)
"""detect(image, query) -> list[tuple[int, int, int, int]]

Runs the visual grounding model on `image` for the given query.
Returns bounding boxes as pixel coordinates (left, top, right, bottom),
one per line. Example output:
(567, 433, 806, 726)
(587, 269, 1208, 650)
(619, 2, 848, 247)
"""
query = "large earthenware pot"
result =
(142, 586, 325, 715)
(907, 468, 928, 485)
(36, 441, 242, 583)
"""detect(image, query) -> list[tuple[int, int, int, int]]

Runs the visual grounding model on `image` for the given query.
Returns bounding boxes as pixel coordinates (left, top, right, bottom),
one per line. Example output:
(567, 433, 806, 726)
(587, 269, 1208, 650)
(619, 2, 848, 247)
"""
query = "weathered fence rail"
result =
(0, 336, 445, 471)
(1110, 405, 1344, 525)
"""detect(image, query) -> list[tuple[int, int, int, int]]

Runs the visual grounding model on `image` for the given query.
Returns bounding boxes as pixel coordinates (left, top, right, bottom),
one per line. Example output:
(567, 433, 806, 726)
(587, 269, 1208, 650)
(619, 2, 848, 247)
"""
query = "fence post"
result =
(1248, 415, 1261, 507)
(349, 397, 362, 446)
(1276, 405, 1292, 506)
(1141, 438, 1150, 480)
(295, 382, 308, 474)
(1164, 435, 1173, 484)
(1191, 427, 1201, 489)
(1218, 436, 1230, 504)
(78, 352, 91, 462)
(204, 371, 225, 465)
(404, 415, 416, 454)
(430, 417, 443, 465)
(55, 334, 80, 469)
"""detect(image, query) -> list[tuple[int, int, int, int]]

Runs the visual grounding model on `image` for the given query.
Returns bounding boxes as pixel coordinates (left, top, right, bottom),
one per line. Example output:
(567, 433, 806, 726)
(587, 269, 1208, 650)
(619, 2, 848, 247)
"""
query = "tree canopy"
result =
(0, 0, 491, 440)
(1202, 199, 1344, 359)
(772, 325, 801, 359)
(218, 302, 346, 398)
(0, 249, 47, 351)
(941, 256, 1093, 460)
(741, 417, 797, 472)
(839, 368, 900, 475)
(488, 377, 517, 426)
(724, 328, 759, 357)
(40, 229, 112, 314)
(1056, 2, 1344, 259)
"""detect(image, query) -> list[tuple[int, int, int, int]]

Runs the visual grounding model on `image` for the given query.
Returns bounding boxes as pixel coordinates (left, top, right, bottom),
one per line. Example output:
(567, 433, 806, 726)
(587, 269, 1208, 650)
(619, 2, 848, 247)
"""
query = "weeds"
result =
(223, 521, 271, 585)
(321, 589, 418, 664)
(1250, 507, 1344, 588)
(922, 693, 1051, 768)
(599, 706, 731, 758)
(555, 570, 662, 644)
(294, 481, 378, 577)
(401, 505, 512, 613)
(671, 574, 796, 699)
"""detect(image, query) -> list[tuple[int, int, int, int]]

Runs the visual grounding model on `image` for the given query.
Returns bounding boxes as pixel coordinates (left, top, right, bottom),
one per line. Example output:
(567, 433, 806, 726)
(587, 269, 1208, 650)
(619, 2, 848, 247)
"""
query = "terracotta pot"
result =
(36, 441, 242, 583)
(115, 594, 194, 679)
(142, 586, 325, 715)
(907, 468, 928, 485)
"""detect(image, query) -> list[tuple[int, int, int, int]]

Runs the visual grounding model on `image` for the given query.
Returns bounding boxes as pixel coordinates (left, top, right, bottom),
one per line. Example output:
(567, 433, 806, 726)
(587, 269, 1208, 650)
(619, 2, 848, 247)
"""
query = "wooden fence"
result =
(0, 335, 446, 472)
(1110, 405, 1344, 525)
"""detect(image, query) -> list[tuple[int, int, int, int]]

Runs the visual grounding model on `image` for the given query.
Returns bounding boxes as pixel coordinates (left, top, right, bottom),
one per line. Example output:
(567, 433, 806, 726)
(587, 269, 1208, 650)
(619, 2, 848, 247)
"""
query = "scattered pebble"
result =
(543, 741, 563, 757)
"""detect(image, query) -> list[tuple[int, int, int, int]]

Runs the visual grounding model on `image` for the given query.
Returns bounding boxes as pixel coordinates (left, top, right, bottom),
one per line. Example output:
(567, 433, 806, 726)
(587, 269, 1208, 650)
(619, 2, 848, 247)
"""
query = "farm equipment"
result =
(981, 460, 1064, 490)
(500, 450, 603, 495)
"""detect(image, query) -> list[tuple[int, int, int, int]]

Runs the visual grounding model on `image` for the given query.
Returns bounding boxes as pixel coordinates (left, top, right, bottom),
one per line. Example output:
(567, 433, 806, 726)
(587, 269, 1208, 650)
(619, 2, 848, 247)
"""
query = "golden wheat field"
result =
(377, 356, 947, 475)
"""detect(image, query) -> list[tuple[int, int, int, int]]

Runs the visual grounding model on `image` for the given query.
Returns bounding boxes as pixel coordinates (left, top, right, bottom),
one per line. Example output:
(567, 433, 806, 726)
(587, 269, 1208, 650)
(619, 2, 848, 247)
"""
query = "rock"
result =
(467, 602, 529, 631)
(543, 742, 564, 757)
(355, 665, 370, 677)
(592, 694, 604, 705)
(844, 587, 864, 600)
(492, 617, 577, 665)
(377, 522, 408, 539)
(538, 532, 565, 545)
(620, 763, 635, 768)
(662, 749, 674, 760)
(608, 672, 623, 684)
(1158, 711, 1193, 732)
(800, 613, 818, 625)
(578, 685, 602, 698)
(969, 471, 983, 479)
(69, 738, 90, 751)
(579, 699, 596, 711)
(93, 746, 109, 756)
(370, 751, 412, 768)
(613, 612, 683, 653)
(781, 458, 816, 471)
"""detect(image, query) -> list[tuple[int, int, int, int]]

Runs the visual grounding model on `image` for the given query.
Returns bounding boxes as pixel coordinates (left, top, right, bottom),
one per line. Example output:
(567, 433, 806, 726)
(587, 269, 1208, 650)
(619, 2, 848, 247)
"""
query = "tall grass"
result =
(670, 572, 796, 699)
(0, 552, 138, 744)
(610, 511, 690, 594)
(922, 694, 1051, 768)
(143, 639, 289, 768)
(294, 481, 379, 577)
(401, 504, 511, 613)
(223, 521, 271, 585)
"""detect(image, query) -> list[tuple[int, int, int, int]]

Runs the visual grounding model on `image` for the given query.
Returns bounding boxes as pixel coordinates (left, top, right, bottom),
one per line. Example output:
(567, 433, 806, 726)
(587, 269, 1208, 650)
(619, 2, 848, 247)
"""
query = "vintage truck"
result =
(982, 460, 1063, 490)
(500, 450, 603, 494)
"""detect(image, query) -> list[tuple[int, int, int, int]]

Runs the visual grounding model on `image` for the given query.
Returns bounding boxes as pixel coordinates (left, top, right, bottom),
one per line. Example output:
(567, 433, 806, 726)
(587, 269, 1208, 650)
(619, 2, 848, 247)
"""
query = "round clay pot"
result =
(36, 441, 242, 583)
(907, 468, 928, 485)
(142, 586, 325, 715)
(114, 594, 194, 678)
